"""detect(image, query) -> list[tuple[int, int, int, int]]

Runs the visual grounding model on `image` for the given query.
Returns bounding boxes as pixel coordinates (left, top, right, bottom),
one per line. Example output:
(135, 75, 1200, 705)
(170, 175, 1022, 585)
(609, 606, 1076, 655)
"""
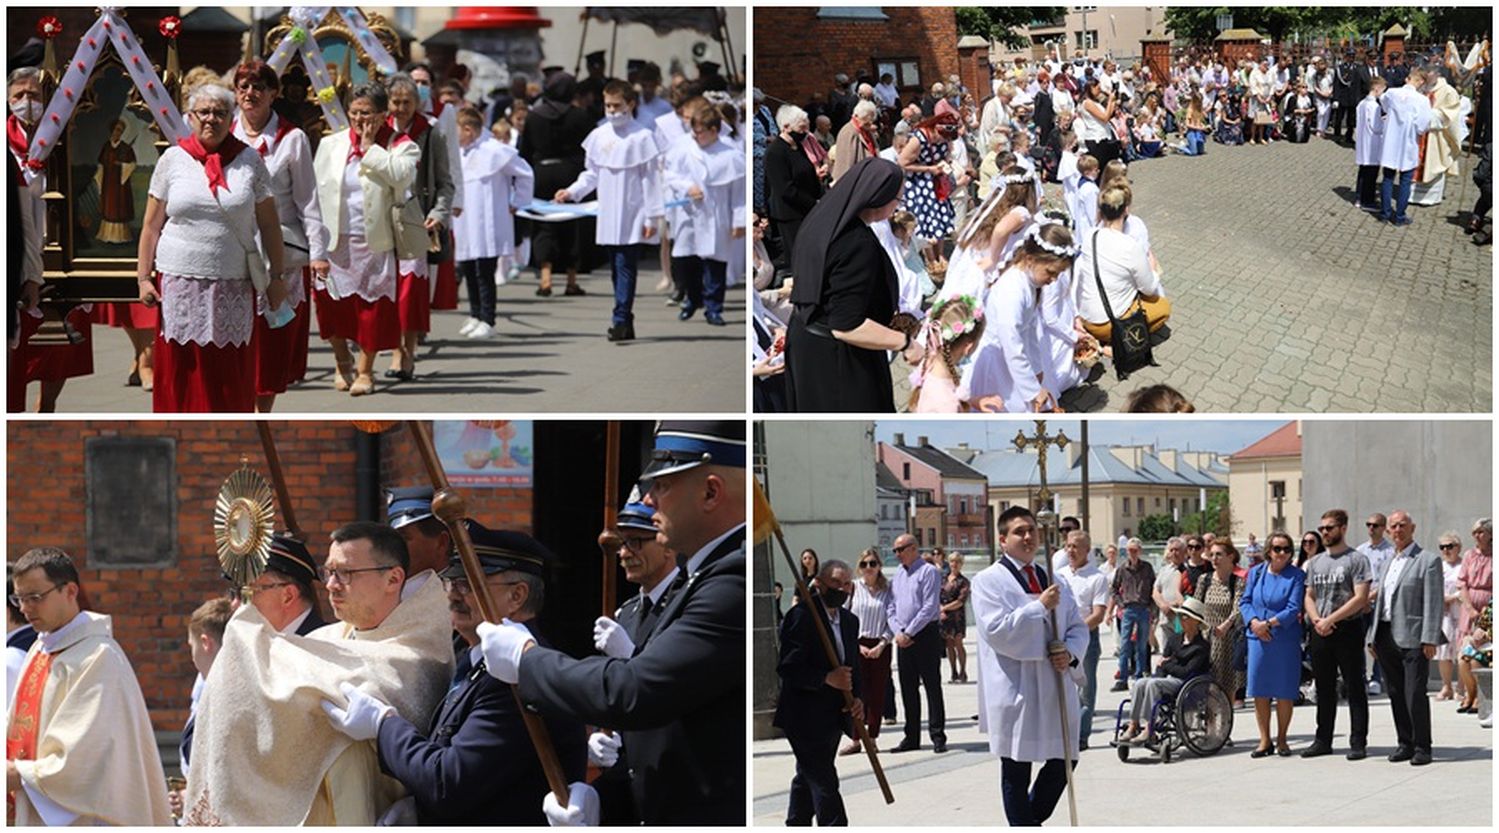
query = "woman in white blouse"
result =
(1072, 183, 1170, 344)
(843, 547, 894, 754)
(231, 61, 329, 412)
(137, 84, 285, 413)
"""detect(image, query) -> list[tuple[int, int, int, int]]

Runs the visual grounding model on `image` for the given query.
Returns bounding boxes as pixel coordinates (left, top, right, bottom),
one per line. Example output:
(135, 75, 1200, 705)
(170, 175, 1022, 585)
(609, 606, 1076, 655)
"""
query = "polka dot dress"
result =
(908, 130, 956, 240)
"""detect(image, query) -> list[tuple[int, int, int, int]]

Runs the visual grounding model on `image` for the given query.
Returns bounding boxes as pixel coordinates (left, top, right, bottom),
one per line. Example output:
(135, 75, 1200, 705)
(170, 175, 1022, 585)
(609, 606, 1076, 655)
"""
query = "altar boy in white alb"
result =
(972, 506, 1087, 827)
(557, 80, 664, 343)
(453, 106, 534, 340)
(663, 106, 745, 327)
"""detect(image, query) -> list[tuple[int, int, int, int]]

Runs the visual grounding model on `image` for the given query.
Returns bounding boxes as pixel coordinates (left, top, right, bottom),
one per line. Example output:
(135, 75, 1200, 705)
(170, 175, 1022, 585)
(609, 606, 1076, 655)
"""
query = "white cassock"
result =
(453, 134, 534, 260)
(1068, 180, 1098, 237)
(1038, 268, 1081, 400)
(566, 120, 663, 246)
(973, 558, 1089, 762)
(1355, 97, 1385, 167)
(653, 110, 689, 232)
(962, 266, 1048, 411)
(663, 133, 745, 263)
(1376, 84, 1433, 173)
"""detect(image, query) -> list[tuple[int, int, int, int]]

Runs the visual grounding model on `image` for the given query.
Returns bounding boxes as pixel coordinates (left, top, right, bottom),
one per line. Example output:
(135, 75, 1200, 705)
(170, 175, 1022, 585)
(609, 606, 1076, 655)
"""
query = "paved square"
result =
(896, 138, 1491, 413)
(41, 266, 745, 413)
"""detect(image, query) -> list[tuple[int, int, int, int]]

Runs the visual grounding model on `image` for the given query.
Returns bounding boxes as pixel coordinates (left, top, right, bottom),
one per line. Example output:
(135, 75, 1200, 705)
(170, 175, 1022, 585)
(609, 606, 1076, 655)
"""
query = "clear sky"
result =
(873, 419, 1288, 454)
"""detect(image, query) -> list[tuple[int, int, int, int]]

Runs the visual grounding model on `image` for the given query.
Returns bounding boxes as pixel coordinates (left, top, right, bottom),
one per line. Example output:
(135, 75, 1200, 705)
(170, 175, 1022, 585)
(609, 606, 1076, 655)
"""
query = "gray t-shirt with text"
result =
(1305, 548, 1372, 618)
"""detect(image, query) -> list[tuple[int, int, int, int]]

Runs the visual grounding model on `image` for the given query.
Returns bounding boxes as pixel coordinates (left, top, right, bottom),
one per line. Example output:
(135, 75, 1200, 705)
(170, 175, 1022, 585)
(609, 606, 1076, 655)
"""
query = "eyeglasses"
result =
(621, 535, 657, 554)
(1366, 522, 1385, 528)
(191, 108, 229, 121)
(8, 583, 64, 608)
(319, 565, 395, 585)
(1439, 543, 1460, 551)
(1317, 525, 1339, 532)
(441, 577, 526, 595)
(1270, 545, 1294, 554)
(247, 581, 294, 595)
(859, 560, 880, 568)
(235, 82, 270, 93)
(1186, 543, 1202, 549)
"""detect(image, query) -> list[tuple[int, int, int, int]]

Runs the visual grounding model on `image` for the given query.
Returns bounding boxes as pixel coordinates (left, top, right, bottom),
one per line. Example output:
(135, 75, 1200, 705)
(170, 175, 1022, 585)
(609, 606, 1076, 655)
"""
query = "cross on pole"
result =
(1013, 420, 1070, 509)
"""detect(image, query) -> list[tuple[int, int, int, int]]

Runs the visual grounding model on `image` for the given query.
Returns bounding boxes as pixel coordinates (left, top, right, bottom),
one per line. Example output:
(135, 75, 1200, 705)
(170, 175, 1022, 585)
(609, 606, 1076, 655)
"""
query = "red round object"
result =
(159, 15, 182, 40)
(36, 16, 62, 39)
(444, 6, 552, 30)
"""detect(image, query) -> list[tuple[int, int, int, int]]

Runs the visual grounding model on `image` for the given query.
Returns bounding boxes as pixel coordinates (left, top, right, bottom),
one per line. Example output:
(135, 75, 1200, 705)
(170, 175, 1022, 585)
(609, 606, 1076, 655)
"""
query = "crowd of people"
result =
(751, 40, 1491, 413)
(8, 50, 747, 412)
(773, 507, 1492, 825)
(5, 420, 748, 825)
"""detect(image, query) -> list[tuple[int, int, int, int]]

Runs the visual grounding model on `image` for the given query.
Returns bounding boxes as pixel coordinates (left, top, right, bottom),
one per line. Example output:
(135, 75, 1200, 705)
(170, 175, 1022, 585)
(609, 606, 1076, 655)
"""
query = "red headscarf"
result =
(177, 132, 248, 196)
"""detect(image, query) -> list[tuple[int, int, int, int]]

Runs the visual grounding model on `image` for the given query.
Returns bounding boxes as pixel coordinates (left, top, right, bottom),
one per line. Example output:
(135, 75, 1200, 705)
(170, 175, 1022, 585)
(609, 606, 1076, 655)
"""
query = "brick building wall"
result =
(754, 7, 960, 110)
(6, 420, 531, 733)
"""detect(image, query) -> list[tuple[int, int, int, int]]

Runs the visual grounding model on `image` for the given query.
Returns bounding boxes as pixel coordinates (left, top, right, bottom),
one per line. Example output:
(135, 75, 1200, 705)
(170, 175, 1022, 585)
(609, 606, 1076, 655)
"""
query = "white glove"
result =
(592, 616, 636, 659)
(478, 618, 536, 684)
(542, 781, 600, 827)
(586, 730, 622, 768)
(320, 681, 395, 741)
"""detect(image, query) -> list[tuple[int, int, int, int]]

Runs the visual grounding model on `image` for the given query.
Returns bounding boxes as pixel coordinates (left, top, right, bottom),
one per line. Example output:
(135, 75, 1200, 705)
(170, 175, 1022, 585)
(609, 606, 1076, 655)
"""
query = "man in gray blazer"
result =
(1364, 510, 1444, 766)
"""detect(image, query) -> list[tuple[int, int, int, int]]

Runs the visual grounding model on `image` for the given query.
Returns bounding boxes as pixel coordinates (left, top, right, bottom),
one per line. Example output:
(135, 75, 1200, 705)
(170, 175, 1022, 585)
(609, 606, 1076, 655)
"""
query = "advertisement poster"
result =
(433, 420, 533, 488)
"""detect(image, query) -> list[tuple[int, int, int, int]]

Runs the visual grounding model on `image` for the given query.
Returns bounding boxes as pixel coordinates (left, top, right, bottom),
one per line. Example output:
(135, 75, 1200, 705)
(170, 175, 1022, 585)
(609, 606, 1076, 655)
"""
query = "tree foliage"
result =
(955, 7, 1068, 50)
(1138, 513, 1178, 542)
(1162, 6, 1489, 45)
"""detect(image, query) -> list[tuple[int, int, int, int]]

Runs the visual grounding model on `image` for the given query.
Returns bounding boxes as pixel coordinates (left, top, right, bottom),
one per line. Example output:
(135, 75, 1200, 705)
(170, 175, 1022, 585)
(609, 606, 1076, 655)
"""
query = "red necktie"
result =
(1023, 564, 1042, 594)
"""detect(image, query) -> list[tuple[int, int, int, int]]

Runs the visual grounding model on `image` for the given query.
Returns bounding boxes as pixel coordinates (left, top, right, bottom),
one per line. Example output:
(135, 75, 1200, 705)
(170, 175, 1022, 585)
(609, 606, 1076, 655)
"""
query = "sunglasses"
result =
(1270, 545, 1294, 554)
(1317, 525, 1339, 532)
(1439, 543, 1459, 550)
(1367, 522, 1385, 528)
(859, 560, 880, 568)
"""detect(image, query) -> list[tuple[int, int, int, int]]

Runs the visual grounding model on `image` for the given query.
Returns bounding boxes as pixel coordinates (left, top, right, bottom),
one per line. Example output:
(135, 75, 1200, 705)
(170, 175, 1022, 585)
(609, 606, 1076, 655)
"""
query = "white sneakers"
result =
(459, 317, 480, 336)
(467, 322, 496, 339)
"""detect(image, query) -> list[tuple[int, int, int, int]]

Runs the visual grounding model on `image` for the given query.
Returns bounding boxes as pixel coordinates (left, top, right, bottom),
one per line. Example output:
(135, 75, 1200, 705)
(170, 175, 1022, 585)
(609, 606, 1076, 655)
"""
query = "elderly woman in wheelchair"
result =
(1114, 596, 1226, 758)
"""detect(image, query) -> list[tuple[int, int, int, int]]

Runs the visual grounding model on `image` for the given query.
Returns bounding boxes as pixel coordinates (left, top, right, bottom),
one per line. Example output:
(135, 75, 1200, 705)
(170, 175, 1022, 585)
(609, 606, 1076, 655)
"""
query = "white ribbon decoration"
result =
(26, 8, 186, 164)
(268, 7, 348, 132)
(335, 7, 399, 75)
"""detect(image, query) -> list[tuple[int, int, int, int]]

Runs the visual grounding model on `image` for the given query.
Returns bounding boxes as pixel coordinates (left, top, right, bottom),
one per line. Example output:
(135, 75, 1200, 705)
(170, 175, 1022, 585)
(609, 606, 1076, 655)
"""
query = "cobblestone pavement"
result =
(896, 137, 1492, 413)
(38, 264, 745, 413)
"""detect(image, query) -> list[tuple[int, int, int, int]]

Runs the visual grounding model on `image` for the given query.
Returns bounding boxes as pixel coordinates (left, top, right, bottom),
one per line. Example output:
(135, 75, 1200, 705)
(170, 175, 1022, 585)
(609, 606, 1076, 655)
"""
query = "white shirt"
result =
(1358, 538, 1396, 597)
(873, 82, 899, 109)
(232, 113, 328, 267)
(454, 135, 534, 260)
(1377, 84, 1434, 172)
(963, 265, 1047, 410)
(1056, 561, 1111, 627)
(1379, 542, 1418, 622)
(663, 134, 745, 262)
(1355, 97, 1386, 167)
(279, 606, 313, 636)
(566, 121, 664, 245)
(1073, 225, 1163, 326)
(148, 146, 272, 280)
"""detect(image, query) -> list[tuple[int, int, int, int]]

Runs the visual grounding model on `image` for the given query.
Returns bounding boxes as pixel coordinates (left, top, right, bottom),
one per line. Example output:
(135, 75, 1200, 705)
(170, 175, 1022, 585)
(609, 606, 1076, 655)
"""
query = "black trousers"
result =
(773, 218, 804, 271)
(1308, 620, 1369, 748)
(1373, 621, 1433, 753)
(785, 723, 847, 826)
(1331, 101, 1356, 141)
(1357, 165, 1381, 208)
(897, 622, 946, 746)
(458, 257, 498, 325)
(1000, 757, 1075, 826)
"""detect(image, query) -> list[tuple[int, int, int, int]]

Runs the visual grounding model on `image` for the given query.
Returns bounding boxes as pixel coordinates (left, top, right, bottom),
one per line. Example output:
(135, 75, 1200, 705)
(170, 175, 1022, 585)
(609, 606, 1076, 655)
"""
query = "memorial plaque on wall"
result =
(85, 436, 177, 567)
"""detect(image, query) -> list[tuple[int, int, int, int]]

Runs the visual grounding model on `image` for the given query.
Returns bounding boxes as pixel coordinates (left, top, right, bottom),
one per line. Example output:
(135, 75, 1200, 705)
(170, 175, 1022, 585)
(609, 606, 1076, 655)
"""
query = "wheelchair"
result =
(1109, 675, 1233, 763)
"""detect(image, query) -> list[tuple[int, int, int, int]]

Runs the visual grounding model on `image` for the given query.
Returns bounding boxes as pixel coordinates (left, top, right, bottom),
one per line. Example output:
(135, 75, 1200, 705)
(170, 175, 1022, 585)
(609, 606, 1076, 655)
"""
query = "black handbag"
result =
(1090, 229, 1157, 380)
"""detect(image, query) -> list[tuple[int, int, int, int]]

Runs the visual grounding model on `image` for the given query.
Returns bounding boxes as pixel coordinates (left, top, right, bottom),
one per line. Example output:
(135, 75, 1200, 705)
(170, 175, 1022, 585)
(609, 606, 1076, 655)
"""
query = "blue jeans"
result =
(1080, 628, 1101, 740)
(672, 255, 727, 317)
(1117, 606, 1150, 681)
(1185, 129, 1206, 156)
(1380, 167, 1415, 222)
(604, 244, 640, 326)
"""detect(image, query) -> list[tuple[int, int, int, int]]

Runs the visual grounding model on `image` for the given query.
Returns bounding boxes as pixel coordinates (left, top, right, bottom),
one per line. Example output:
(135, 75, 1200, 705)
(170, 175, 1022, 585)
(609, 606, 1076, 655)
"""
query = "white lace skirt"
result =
(161, 274, 255, 347)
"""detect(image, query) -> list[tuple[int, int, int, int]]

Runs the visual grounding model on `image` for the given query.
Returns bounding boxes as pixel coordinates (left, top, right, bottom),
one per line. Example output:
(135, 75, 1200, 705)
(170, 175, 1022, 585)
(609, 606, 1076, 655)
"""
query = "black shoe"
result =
(1387, 746, 1414, 763)
(1276, 745, 1293, 757)
(1110, 681, 1128, 692)
(1411, 750, 1432, 766)
(1346, 747, 1367, 761)
(1250, 746, 1274, 758)
(890, 739, 920, 753)
(126, 369, 142, 387)
(678, 307, 696, 321)
(536, 286, 553, 297)
(933, 741, 948, 754)
(1300, 742, 1333, 759)
(607, 324, 635, 342)
(705, 313, 726, 326)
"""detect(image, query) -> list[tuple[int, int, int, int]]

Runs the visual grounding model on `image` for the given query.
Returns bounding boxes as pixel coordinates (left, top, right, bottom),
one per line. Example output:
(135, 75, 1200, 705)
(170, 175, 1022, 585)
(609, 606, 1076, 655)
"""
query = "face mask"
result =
(10, 99, 42, 124)
(789, 129, 807, 143)
(605, 110, 632, 127)
(819, 587, 848, 608)
(417, 85, 431, 104)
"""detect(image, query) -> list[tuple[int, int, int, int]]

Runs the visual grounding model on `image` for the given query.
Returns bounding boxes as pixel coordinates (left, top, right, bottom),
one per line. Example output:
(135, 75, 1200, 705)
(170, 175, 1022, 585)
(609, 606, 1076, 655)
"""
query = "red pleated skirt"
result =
(432, 255, 459, 310)
(152, 334, 255, 413)
(92, 301, 159, 329)
(396, 270, 431, 333)
(314, 285, 401, 352)
(253, 301, 310, 398)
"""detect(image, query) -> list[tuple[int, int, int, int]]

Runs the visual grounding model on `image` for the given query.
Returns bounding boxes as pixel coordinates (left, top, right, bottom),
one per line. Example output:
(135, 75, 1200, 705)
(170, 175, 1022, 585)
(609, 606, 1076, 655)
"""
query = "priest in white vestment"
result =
(1412, 71, 1464, 205)
(972, 507, 1088, 827)
(6, 548, 172, 826)
(184, 522, 452, 825)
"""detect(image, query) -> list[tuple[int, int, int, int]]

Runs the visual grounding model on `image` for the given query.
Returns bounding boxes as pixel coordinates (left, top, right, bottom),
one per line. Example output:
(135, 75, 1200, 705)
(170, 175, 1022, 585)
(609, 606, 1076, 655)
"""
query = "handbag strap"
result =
(1090, 229, 1122, 325)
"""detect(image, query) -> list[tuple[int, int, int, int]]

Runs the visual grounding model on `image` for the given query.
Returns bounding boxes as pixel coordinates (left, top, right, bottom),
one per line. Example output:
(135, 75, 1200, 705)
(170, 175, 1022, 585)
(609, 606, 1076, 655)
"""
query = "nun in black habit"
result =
(785, 158, 923, 412)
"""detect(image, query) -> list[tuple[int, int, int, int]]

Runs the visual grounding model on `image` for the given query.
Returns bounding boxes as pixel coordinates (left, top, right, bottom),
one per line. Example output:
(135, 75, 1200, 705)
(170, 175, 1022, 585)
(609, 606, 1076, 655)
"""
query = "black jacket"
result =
(773, 594, 860, 739)
(1157, 630, 1211, 680)
(518, 528, 745, 825)
(764, 138, 823, 222)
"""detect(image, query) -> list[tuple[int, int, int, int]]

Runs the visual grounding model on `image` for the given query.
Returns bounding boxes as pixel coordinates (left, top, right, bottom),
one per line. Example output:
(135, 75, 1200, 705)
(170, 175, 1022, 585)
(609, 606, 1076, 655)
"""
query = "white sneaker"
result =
(507, 265, 523, 281)
(458, 317, 480, 336)
(1367, 680, 1383, 696)
(467, 322, 496, 339)
(494, 273, 509, 287)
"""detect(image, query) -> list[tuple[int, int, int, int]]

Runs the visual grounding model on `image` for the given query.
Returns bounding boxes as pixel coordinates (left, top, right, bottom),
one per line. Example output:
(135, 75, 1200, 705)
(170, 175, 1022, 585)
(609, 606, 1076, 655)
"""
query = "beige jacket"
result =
(313, 130, 420, 253)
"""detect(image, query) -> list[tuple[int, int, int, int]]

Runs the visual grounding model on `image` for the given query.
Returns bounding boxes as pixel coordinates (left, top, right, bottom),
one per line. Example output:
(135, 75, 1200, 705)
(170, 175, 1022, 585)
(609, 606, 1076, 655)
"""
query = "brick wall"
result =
(754, 7, 960, 110)
(6, 420, 532, 732)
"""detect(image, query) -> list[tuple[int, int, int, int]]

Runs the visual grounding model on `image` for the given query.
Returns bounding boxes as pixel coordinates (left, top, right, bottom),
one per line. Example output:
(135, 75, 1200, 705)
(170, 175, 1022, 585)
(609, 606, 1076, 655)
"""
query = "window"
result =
(903, 462, 911, 480)
(875, 57, 922, 90)
(1155, 497, 1161, 508)
(1075, 30, 1098, 50)
(1137, 497, 1145, 515)
(1170, 498, 1177, 514)
(86, 437, 177, 567)
(818, 7, 890, 21)
(1123, 497, 1131, 517)
(947, 532, 956, 547)
(1000, 500, 1010, 510)
(959, 497, 969, 514)
(1270, 481, 1286, 499)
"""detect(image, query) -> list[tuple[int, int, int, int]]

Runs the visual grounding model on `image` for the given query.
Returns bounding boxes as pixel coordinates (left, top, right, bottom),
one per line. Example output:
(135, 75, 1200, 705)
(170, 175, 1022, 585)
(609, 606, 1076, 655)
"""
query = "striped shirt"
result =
(848, 580, 894, 641)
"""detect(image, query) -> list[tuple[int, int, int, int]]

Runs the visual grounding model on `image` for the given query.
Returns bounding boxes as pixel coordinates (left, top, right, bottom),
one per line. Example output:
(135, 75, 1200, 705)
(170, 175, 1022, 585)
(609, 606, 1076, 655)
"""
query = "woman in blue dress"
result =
(897, 110, 959, 264)
(1239, 531, 1306, 757)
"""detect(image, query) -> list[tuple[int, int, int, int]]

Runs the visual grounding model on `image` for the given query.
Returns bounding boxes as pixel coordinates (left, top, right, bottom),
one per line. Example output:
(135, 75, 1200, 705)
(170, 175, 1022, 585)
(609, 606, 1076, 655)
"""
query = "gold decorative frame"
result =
(214, 463, 277, 587)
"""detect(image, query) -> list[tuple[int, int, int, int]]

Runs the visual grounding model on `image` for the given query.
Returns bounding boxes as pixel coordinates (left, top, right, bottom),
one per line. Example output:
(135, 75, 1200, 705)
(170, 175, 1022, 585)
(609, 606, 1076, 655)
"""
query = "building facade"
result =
(878, 433, 991, 558)
(1227, 422, 1303, 541)
(988, 6, 1169, 65)
(875, 461, 910, 554)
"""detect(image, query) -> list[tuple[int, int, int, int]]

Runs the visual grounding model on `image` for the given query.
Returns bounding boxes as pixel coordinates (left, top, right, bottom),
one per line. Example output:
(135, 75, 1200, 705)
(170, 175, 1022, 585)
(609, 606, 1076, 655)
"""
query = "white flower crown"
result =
(1025, 220, 1077, 258)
